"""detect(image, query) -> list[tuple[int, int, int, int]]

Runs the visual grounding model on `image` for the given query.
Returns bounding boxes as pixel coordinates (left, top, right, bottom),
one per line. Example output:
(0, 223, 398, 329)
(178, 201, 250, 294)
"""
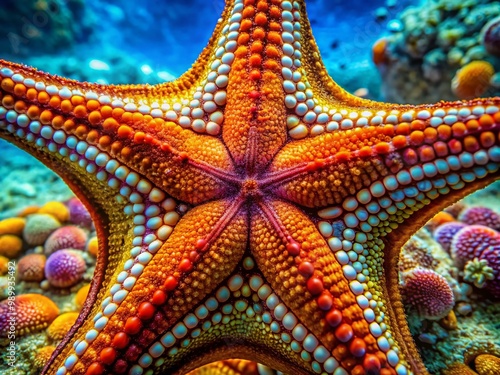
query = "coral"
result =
(17, 205, 41, 217)
(0, 255, 8, 275)
(426, 211, 456, 233)
(439, 310, 458, 331)
(458, 206, 500, 230)
(400, 236, 439, 272)
(372, 37, 389, 66)
(443, 363, 477, 375)
(481, 15, 500, 57)
(0, 234, 23, 258)
(44, 225, 88, 255)
(34, 346, 56, 372)
(45, 249, 86, 288)
(433, 222, 467, 253)
(0, 217, 25, 235)
(38, 201, 70, 223)
(401, 267, 455, 320)
(17, 253, 46, 282)
(479, 245, 500, 298)
(86, 236, 98, 257)
(23, 213, 61, 246)
(451, 61, 495, 99)
(0, 294, 59, 337)
(75, 284, 90, 310)
(47, 311, 79, 341)
(450, 225, 500, 267)
(464, 258, 495, 288)
(66, 197, 93, 228)
(475, 354, 500, 375)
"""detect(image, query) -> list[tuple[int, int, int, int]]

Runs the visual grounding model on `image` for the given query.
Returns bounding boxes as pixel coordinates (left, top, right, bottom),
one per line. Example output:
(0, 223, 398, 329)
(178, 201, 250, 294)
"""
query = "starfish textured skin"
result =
(0, 0, 499, 374)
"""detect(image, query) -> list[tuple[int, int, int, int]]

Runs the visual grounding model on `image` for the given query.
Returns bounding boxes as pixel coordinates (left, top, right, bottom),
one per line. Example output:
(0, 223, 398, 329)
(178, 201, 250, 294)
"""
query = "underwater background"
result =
(0, 0, 499, 374)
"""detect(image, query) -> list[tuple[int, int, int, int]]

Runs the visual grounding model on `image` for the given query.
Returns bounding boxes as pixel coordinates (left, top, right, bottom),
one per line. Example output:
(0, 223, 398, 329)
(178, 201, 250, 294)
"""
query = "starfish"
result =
(0, 0, 499, 374)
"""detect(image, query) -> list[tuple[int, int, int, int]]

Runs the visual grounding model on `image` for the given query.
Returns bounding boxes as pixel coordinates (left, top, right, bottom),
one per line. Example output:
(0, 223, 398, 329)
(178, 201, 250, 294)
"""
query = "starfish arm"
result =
(42, 199, 248, 375)
(0, 61, 241, 204)
(267, 98, 500, 209)
(249, 199, 412, 374)
(186, 360, 262, 375)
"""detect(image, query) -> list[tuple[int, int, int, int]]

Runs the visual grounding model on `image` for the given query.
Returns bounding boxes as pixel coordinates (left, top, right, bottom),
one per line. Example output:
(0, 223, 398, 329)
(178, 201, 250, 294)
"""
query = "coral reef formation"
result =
(374, 0, 500, 103)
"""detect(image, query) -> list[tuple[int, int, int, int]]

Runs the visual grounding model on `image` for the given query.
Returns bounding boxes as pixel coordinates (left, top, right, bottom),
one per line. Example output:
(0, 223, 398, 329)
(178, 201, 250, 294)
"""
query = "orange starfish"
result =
(0, 0, 499, 374)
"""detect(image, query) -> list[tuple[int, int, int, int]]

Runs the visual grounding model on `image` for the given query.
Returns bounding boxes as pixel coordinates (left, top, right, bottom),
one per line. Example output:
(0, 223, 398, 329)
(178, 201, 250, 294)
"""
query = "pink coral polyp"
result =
(458, 206, 500, 230)
(450, 225, 500, 267)
(44, 225, 88, 255)
(401, 267, 455, 320)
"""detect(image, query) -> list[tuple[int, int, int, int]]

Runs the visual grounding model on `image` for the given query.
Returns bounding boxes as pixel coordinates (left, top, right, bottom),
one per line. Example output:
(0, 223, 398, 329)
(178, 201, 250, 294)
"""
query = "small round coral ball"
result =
(451, 225, 500, 267)
(481, 16, 500, 57)
(66, 198, 92, 229)
(17, 253, 46, 282)
(458, 206, 500, 230)
(23, 214, 61, 246)
(401, 267, 455, 320)
(433, 222, 467, 253)
(44, 225, 88, 255)
(45, 249, 86, 288)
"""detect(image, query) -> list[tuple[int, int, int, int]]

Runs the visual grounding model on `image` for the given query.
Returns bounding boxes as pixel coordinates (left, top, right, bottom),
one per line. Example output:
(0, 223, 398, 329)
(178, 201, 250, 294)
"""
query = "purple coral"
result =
(478, 245, 500, 299)
(450, 225, 500, 268)
(45, 249, 86, 288)
(481, 16, 500, 57)
(401, 267, 455, 320)
(66, 198, 93, 229)
(44, 225, 88, 255)
(433, 222, 467, 253)
(458, 206, 500, 231)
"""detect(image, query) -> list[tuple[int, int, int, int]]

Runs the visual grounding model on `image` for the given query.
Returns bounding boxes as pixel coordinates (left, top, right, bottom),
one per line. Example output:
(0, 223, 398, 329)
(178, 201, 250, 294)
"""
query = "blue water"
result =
(0, 0, 415, 83)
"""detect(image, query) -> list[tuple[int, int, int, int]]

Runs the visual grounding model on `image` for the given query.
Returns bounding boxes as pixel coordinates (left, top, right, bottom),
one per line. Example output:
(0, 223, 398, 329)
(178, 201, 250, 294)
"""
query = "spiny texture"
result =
(0, 0, 500, 374)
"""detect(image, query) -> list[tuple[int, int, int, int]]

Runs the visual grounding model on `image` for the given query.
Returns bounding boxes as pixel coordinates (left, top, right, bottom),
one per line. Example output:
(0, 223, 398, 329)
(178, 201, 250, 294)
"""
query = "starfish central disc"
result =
(241, 178, 261, 198)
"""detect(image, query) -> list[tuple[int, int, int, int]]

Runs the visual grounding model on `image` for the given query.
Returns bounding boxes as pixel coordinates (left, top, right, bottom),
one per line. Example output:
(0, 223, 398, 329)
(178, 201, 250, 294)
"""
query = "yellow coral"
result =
(38, 201, 69, 223)
(47, 312, 79, 341)
(475, 354, 500, 375)
(0, 217, 26, 236)
(443, 363, 478, 375)
(0, 255, 8, 275)
(0, 234, 23, 258)
(34, 345, 56, 370)
(86, 236, 98, 257)
(75, 284, 90, 311)
(452, 61, 494, 99)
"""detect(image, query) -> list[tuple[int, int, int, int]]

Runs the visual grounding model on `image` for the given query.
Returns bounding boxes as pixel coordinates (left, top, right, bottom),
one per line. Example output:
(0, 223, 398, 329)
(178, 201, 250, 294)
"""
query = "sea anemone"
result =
(0, 294, 59, 337)
(23, 213, 61, 246)
(44, 225, 88, 255)
(401, 267, 455, 320)
(45, 249, 86, 288)
(17, 253, 46, 282)
(451, 61, 494, 100)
